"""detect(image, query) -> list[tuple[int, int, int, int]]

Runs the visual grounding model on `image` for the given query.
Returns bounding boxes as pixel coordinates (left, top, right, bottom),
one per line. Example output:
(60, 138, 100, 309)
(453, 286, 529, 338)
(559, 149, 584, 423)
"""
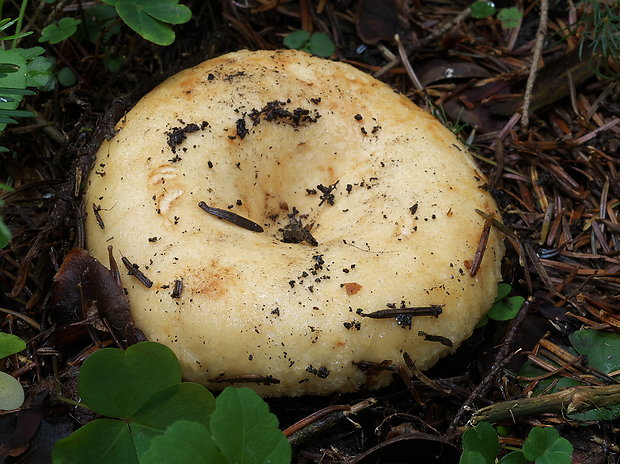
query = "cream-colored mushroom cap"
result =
(85, 49, 504, 396)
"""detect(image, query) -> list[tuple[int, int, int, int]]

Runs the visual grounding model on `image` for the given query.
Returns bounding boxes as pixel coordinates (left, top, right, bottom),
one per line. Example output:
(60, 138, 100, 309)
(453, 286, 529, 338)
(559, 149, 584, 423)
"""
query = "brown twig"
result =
(470, 383, 620, 424)
(283, 405, 351, 437)
(521, 0, 549, 128)
(446, 298, 533, 434)
(286, 398, 377, 445)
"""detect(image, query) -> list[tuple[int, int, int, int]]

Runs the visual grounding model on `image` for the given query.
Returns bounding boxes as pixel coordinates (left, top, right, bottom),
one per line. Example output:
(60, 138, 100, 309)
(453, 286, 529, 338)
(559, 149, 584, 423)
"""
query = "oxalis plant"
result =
(0, 1, 56, 248)
(461, 422, 573, 464)
(0, 0, 192, 249)
(53, 342, 292, 463)
(0, 331, 26, 411)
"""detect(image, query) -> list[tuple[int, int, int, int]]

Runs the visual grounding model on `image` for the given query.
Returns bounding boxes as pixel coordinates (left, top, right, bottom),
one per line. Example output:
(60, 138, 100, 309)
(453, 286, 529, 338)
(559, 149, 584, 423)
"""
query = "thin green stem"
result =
(11, 0, 28, 49)
(57, 396, 92, 410)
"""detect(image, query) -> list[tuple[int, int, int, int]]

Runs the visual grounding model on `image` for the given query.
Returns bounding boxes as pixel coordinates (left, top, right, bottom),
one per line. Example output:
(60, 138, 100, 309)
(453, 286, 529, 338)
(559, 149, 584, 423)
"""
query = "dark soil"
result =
(1, 1, 619, 462)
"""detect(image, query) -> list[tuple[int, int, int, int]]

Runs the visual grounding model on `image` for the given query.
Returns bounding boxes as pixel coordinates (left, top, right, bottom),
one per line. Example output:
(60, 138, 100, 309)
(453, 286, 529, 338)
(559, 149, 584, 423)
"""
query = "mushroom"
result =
(84, 50, 504, 396)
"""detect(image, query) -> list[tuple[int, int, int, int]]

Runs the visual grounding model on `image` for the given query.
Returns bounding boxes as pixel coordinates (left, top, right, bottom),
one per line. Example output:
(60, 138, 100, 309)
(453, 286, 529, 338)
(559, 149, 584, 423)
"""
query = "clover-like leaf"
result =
(26, 55, 55, 89)
(0, 332, 26, 359)
(103, 0, 191, 46)
(308, 32, 335, 58)
(569, 329, 620, 374)
(78, 341, 181, 418)
(498, 450, 528, 464)
(141, 420, 226, 464)
(39, 17, 82, 44)
(80, 4, 121, 44)
(55, 342, 216, 463)
(0, 218, 10, 248)
(498, 7, 522, 28)
(522, 427, 573, 464)
(57, 67, 77, 87)
(470, 1, 496, 19)
(127, 382, 215, 459)
(460, 422, 499, 464)
(0, 371, 25, 410)
(211, 387, 292, 464)
(495, 283, 512, 301)
(52, 419, 138, 464)
(487, 295, 524, 321)
(283, 29, 310, 50)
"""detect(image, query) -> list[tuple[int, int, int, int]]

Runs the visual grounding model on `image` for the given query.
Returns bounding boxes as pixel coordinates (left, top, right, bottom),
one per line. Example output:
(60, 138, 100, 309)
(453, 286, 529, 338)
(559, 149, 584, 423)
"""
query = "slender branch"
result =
(471, 383, 620, 425)
(521, 0, 549, 128)
(286, 398, 376, 445)
(447, 298, 532, 434)
(374, 6, 471, 78)
(415, 6, 471, 52)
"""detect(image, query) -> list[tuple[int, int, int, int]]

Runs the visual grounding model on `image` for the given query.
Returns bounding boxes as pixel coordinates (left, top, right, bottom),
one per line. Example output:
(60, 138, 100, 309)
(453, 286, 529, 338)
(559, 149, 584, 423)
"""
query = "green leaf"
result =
(0, 332, 26, 358)
(138, 0, 192, 24)
(283, 29, 311, 50)
(52, 419, 138, 464)
(475, 314, 489, 328)
(0, 109, 33, 117)
(0, 88, 36, 95)
(0, 64, 19, 74)
(470, 1, 496, 19)
(57, 66, 77, 87)
(211, 387, 292, 464)
(56, 343, 217, 463)
(103, 53, 123, 73)
(495, 283, 512, 301)
(0, 47, 51, 130)
(53, 383, 215, 462)
(498, 451, 529, 464)
(0, 371, 25, 410)
(16, 47, 46, 60)
(308, 32, 335, 58)
(460, 422, 499, 464)
(497, 7, 522, 28)
(0, 18, 18, 32)
(522, 427, 573, 464)
(0, 49, 28, 131)
(109, 0, 191, 46)
(80, 4, 120, 44)
(39, 17, 82, 44)
(78, 341, 181, 418)
(0, 218, 10, 248)
(26, 55, 55, 89)
(141, 420, 226, 464)
(487, 296, 524, 321)
(1, 31, 33, 41)
(128, 382, 215, 459)
(569, 329, 620, 373)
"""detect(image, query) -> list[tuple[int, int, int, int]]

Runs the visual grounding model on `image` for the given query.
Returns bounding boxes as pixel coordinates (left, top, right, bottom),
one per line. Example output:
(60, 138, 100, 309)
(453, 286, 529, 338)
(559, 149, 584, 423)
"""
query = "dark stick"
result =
(93, 203, 104, 229)
(445, 297, 532, 436)
(212, 374, 280, 385)
(359, 305, 443, 319)
(121, 256, 153, 288)
(470, 213, 493, 277)
(198, 201, 264, 232)
(418, 331, 453, 347)
(171, 279, 183, 298)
